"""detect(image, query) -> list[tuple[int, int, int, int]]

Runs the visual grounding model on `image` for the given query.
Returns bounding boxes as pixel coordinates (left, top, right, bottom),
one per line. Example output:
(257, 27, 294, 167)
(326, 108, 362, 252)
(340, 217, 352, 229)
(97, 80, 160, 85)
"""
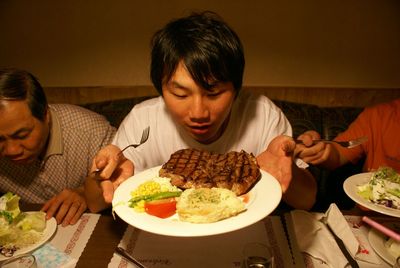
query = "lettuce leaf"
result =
(0, 192, 21, 219)
(357, 185, 373, 200)
(15, 212, 46, 232)
(0, 193, 46, 249)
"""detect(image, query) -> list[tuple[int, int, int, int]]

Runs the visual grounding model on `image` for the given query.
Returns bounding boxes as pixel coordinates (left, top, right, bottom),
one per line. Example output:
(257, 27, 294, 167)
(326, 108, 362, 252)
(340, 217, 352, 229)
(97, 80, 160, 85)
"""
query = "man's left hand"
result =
(256, 135, 295, 193)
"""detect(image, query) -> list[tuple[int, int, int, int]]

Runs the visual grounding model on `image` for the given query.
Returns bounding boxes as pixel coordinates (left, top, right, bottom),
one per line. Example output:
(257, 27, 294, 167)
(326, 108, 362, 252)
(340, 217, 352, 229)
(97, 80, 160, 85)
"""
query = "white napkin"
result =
(290, 203, 381, 268)
(49, 213, 100, 260)
(325, 204, 380, 265)
(32, 213, 100, 268)
(291, 209, 348, 268)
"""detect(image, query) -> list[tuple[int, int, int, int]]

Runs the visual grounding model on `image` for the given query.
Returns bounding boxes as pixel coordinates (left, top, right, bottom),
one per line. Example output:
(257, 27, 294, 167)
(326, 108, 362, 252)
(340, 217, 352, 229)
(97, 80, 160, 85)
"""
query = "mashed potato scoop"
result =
(176, 188, 246, 223)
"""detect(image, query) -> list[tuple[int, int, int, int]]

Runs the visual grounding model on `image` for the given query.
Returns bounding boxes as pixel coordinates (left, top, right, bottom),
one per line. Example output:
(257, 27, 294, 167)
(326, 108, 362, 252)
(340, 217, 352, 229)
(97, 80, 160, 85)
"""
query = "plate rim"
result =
(343, 172, 400, 218)
(0, 212, 57, 260)
(112, 165, 282, 237)
(368, 225, 396, 265)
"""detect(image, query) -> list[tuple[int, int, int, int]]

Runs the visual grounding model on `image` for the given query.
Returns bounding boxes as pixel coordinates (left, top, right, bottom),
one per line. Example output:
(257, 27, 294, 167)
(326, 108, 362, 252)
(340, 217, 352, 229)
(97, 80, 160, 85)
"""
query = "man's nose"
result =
(189, 97, 209, 121)
(1, 140, 23, 157)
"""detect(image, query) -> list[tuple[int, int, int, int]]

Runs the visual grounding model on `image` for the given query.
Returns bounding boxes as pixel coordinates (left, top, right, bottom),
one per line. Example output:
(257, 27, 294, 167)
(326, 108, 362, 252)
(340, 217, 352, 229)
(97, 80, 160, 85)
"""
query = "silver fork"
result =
(296, 136, 367, 149)
(118, 126, 150, 155)
(93, 126, 150, 174)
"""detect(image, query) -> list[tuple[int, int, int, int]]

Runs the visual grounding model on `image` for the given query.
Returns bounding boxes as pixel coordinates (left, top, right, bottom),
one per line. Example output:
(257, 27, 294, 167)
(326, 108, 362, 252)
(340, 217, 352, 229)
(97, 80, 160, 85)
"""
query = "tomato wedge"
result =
(144, 197, 177, 218)
(240, 193, 250, 204)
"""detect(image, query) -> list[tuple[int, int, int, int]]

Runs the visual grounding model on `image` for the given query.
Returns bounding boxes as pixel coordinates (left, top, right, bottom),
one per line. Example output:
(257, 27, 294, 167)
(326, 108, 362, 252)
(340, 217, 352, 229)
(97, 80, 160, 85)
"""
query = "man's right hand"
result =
(295, 130, 332, 165)
(90, 144, 134, 203)
(295, 130, 347, 170)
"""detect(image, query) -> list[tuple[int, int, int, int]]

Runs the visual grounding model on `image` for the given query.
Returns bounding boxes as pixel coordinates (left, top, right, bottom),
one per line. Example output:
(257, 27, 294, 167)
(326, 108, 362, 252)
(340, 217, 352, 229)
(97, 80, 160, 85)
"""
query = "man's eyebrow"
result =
(169, 80, 188, 89)
(207, 80, 220, 87)
(208, 82, 222, 90)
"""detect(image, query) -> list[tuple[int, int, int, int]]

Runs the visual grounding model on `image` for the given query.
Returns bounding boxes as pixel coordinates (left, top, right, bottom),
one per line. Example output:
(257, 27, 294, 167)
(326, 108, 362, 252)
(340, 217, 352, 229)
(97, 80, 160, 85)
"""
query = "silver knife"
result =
(325, 223, 360, 268)
(116, 246, 147, 268)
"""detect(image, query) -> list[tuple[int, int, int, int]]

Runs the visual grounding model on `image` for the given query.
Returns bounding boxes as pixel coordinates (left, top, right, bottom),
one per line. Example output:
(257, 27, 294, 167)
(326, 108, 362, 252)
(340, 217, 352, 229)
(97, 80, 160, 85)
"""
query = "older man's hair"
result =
(0, 68, 48, 121)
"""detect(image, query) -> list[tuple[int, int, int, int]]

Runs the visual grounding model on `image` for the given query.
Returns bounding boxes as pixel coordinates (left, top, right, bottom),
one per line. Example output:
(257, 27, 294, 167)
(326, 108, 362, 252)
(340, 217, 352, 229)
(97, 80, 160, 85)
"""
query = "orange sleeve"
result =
(334, 99, 400, 172)
(334, 107, 372, 165)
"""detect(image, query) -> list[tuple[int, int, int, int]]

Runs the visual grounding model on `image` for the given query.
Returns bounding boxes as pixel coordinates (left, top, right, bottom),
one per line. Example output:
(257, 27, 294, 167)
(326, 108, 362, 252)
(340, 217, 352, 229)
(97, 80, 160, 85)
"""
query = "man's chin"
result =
(191, 133, 219, 145)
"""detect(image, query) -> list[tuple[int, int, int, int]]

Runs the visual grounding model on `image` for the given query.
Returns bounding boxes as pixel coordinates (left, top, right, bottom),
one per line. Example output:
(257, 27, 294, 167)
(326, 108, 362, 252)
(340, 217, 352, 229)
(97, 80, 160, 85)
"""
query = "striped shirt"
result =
(0, 104, 116, 203)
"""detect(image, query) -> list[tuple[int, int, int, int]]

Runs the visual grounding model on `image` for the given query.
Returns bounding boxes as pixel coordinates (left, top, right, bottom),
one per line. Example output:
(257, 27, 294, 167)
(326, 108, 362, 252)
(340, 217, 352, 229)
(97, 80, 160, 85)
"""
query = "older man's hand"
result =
(41, 188, 87, 227)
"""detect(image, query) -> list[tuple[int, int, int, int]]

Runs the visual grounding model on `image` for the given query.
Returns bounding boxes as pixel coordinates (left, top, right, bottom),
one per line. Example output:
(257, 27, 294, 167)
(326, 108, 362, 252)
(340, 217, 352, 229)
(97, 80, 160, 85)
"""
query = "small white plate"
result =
(112, 165, 282, 237)
(368, 222, 400, 265)
(343, 172, 400, 218)
(0, 214, 57, 261)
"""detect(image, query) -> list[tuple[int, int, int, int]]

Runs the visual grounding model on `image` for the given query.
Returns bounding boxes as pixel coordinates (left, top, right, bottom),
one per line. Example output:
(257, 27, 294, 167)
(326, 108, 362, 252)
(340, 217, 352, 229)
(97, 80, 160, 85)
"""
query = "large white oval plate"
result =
(0, 213, 57, 261)
(343, 172, 400, 218)
(112, 165, 282, 237)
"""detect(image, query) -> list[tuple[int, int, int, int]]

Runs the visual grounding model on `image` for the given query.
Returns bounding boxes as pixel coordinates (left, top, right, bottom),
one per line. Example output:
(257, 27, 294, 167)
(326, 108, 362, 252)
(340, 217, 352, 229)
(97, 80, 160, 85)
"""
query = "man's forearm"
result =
(84, 176, 110, 213)
(282, 165, 317, 210)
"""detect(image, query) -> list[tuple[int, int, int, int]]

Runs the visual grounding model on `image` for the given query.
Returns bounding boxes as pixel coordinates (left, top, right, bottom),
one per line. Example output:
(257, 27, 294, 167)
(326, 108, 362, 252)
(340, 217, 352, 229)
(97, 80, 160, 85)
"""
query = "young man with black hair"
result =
(86, 11, 317, 212)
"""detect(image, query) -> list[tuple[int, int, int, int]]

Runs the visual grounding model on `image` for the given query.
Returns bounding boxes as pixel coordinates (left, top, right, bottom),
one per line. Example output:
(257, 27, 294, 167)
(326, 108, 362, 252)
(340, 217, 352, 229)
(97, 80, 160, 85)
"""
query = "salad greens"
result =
(0, 192, 46, 256)
(357, 167, 400, 209)
(0, 192, 21, 219)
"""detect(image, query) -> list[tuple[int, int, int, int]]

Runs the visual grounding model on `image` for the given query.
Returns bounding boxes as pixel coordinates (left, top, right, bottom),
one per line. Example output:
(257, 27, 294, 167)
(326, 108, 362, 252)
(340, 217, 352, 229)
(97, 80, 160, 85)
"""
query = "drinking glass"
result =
(0, 254, 37, 268)
(242, 242, 275, 268)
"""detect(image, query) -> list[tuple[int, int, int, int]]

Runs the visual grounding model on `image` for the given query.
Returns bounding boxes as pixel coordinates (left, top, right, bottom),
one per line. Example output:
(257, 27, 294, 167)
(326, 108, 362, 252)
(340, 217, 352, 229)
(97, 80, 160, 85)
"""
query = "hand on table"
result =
(41, 188, 87, 227)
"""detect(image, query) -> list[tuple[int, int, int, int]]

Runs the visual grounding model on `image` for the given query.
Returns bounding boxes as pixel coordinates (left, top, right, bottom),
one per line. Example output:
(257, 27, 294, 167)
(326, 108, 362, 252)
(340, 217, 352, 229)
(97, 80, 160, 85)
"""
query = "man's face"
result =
(162, 61, 236, 144)
(0, 100, 50, 164)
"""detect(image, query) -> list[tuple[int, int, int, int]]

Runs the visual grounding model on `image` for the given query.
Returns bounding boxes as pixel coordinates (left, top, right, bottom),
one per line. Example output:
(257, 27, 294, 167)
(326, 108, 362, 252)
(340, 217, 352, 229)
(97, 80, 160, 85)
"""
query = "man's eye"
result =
(207, 91, 222, 97)
(14, 133, 29, 140)
(172, 92, 187, 98)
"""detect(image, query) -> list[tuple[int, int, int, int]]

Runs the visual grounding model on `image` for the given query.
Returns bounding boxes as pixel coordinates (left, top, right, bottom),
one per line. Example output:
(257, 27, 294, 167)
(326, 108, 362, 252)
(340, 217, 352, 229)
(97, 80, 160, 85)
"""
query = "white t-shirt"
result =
(112, 90, 292, 174)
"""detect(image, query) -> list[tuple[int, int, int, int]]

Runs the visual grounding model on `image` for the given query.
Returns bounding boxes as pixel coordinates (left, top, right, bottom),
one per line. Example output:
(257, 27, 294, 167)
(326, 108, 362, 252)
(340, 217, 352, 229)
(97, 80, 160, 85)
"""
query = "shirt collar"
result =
(43, 107, 63, 159)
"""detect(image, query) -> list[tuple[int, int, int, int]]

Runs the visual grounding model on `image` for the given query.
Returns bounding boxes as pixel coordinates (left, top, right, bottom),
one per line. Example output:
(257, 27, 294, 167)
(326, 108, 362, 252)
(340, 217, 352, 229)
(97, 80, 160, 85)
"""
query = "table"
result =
(75, 209, 126, 267)
(76, 206, 366, 267)
(20, 204, 397, 267)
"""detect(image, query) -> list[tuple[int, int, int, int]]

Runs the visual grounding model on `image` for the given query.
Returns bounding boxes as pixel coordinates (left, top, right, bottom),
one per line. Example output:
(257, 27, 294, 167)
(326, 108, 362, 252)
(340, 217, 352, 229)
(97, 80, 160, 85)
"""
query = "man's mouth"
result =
(9, 156, 30, 164)
(189, 125, 211, 135)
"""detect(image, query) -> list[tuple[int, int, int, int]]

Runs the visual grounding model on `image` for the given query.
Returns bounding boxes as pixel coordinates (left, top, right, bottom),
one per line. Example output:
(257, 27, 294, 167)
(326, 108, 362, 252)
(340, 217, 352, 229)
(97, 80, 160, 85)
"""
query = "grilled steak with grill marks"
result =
(159, 148, 261, 196)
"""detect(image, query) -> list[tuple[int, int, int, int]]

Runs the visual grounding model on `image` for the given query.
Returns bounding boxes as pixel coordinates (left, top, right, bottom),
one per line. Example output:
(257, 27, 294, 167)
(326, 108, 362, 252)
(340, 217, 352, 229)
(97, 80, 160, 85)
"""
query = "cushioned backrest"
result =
(272, 100, 322, 138)
(320, 107, 363, 140)
(82, 96, 154, 127)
